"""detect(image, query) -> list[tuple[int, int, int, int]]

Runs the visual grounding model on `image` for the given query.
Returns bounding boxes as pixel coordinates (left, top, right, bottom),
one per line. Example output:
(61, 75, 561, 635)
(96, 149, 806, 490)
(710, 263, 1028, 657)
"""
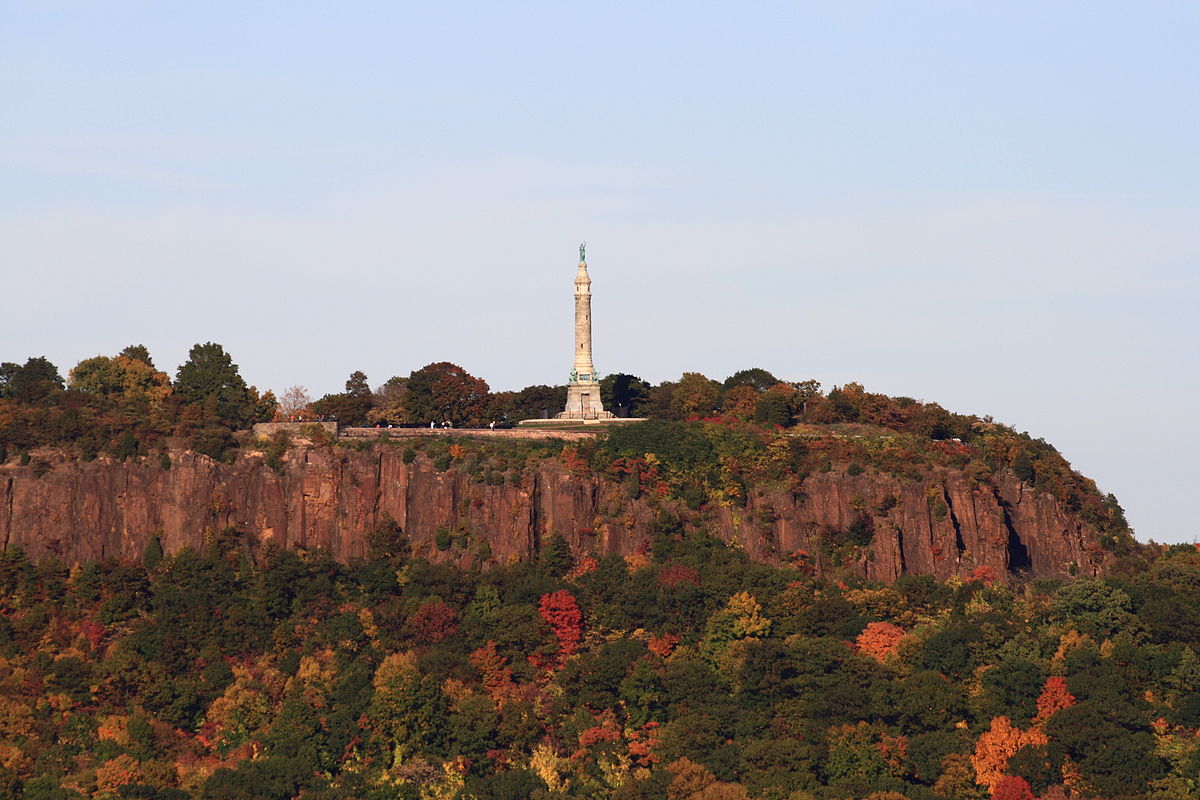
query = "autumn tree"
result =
(701, 591, 771, 676)
(370, 652, 448, 763)
(673, 372, 721, 418)
(532, 590, 583, 670)
(368, 376, 411, 426)
(404, 362, 490, 427)
(275, 386, 314, 421)
(721, 385, 759, 419)
(1033, 676, 1076, 723)
(971, 716, 1047, 793)
(855, 621, 906, 663)
(991, 775, 1035, 800)
(69, 353, 172, 402)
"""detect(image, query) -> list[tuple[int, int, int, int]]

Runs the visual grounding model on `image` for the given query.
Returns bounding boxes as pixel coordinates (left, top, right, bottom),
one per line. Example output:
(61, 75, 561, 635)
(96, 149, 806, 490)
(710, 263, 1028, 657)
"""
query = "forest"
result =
(2, 520, 1199, 799)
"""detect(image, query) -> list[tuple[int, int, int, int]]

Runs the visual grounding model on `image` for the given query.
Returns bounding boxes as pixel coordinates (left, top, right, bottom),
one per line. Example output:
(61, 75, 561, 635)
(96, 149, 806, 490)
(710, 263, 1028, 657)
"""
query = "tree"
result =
(601, 373, 652, 417)
(276, 386, 314, 421)
(492, 384, 567, 423)
(978, 659, 1046, 727)
(855, 622, 906, 663)
(369, 376, 411, 426)
(1033, 676, 1076, 723)
(69, 354, 172, 402)
(370, 651, 447, 763)
(971, 717, 1046, 793)
(0, 356, 64, 402)
(723, 368, 779, 393)
(346, 370, 370, 399)
(537, 533, 575, 577)
(1049, 579, 1134, 638)
(721, 386, 759, 419)
(405, 362, 490, 427)
(119, 344, 154, 367)
(991, 775, 1035, 800)
(894, 670, 967, 734)
(754, 384, 797, 428)
(533, 590, 583, 669)
(310, 371, 373, 426)
(701, 591, 770, 673)
(173, 343, 259, 428)
(673, 372, 721, 418)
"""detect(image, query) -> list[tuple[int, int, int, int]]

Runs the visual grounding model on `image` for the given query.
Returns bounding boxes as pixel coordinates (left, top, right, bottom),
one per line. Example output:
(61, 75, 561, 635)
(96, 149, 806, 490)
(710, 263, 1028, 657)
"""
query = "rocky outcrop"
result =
(0, 444, 1109, 580)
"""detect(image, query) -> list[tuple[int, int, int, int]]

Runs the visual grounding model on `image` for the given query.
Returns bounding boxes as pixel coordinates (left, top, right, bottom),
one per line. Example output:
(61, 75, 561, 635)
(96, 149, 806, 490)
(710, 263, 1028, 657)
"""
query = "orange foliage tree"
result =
(971, 716, 1047, 792)
(469, 640, 517, 704)
(1033, 676, 1076, 723)
(855, 621, 906, 662)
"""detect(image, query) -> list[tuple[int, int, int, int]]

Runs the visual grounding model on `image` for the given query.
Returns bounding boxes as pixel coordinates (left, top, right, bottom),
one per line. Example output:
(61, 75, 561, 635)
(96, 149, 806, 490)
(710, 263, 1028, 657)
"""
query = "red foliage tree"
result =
(648, 633, 681, 658)
(529, 590, 583, 672)
(657, 564, 701, 590)
(539, 590, 582, 654)
(992, 775, 1035, 800)
(407, 600, 459, 644)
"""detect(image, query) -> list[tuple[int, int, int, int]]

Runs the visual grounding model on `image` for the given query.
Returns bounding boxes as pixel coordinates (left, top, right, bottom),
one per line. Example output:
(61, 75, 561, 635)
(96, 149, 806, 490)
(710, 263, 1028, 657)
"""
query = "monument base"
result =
(557, 381, 614, 421)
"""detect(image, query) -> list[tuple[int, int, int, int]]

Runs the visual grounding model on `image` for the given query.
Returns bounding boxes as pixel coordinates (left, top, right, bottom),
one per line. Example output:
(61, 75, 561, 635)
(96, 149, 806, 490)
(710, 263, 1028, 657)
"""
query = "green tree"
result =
(0, 356, 64, 402)
(173, 343, 260, 428)
(1050, 579, 1134, 638)
(977, 658, 1046, 727)
(600, 373, 652, 417)
(489, 384, 567, 423)
(723, 368, 779, 393)
(310, 371, 373, 426)
(754, 389, 794, 428)
(119, 344, 155, 367)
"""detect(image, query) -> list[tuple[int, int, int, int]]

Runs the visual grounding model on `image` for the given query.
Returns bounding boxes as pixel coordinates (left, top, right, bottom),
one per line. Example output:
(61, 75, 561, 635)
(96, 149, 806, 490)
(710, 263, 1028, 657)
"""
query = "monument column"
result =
(573, 248, 594, 378)
(558, 243, 613, 420)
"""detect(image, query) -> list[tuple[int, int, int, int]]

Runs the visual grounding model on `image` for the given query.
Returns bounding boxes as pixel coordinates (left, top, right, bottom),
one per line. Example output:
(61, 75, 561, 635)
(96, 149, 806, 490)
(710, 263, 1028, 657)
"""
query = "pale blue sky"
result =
(2, 3, 1197, 543)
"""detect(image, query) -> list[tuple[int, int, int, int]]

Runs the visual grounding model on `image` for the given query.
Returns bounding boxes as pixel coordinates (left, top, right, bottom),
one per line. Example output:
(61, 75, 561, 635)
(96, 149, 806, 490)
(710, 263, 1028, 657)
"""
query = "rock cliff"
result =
(0, 443, 1109, 580)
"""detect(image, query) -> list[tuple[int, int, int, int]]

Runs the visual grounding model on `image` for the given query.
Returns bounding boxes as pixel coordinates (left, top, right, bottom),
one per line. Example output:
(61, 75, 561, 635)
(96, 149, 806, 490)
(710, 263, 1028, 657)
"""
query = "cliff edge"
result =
(0, 438, 1111, 581)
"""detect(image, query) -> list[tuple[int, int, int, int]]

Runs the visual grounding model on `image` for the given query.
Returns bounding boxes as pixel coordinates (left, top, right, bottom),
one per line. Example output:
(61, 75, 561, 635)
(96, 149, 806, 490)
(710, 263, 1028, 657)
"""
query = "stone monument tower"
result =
(558, 243, 613, 420)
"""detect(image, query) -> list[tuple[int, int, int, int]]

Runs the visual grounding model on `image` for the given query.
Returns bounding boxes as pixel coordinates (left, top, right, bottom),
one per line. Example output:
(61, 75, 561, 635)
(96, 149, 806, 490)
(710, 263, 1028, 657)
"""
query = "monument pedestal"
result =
(558, 381, 613, 421)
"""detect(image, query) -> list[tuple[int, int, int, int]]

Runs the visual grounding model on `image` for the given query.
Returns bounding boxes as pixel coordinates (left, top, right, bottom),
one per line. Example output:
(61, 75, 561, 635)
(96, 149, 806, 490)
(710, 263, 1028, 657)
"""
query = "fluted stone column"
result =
(558, 246, 613, 420)
(573, 261, 594, 377)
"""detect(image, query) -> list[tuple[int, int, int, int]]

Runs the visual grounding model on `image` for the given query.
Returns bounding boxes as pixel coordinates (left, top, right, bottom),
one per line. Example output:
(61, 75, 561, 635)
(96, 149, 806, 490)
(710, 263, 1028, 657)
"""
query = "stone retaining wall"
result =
(252, 421, 338, 438)
(339, 427, 597, 441)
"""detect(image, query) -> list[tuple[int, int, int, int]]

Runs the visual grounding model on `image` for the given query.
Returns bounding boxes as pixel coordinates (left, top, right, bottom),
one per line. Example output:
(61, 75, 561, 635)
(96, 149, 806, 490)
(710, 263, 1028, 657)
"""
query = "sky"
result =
(2, 2, 1197, 543)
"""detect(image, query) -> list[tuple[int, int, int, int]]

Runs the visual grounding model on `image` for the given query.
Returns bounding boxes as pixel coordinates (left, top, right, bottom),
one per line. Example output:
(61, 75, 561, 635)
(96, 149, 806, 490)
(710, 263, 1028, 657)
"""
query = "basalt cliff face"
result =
(0, 444, 1109, 580)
